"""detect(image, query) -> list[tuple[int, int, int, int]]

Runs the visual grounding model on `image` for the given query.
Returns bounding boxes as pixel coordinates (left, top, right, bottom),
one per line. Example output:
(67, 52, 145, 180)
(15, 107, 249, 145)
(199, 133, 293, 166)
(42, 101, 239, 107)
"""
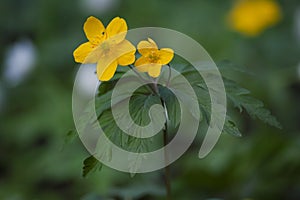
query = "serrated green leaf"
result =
(172, 62, 281, 133)
(94, 90, 161, 158)
(224, 78, 282, 129)
(92, 91, 165, 173)
(81, 61, 281, 175)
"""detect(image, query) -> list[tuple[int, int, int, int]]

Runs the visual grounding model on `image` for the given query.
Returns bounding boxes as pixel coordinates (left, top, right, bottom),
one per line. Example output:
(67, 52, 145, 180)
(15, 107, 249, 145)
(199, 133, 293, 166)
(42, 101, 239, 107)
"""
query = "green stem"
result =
(163, 112, 171, 200)
(160, 94, 171, 200)
(128, 65, 146, 82)
(166, 64, 172, 87)
(153, 77, 160, 95)
(128, 65, 172, 199)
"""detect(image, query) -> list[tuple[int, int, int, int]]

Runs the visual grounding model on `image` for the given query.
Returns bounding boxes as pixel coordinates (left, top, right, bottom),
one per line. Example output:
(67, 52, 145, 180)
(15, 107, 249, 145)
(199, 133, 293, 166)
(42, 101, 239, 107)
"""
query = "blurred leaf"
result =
(81, 193, 108, 200)
(109, 183, 165, 199)
(224, 78, 282, 129)
(61, 129, 78, 151)
(82, 155, 102, 178)
(216, 60, 253, 76)
(64, 129, 77, 144)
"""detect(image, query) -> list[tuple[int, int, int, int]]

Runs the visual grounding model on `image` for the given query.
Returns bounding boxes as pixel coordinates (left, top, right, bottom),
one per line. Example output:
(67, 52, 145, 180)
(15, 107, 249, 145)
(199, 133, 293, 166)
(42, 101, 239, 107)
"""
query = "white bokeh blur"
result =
(3, 39, 37, 86)
(79, 0, 120, 15)
(75, 64, 99, 97)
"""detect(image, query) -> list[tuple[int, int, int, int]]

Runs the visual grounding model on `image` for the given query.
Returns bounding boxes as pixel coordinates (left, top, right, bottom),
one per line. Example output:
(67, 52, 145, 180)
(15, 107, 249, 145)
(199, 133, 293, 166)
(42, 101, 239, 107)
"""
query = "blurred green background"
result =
(0, 0, 299, 199)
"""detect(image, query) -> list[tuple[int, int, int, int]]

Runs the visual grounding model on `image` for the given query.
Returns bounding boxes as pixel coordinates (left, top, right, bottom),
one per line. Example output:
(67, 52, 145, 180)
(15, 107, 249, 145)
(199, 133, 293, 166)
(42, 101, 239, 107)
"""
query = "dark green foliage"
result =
(80, 61, 281, 176)
(224, 78, 282, 129)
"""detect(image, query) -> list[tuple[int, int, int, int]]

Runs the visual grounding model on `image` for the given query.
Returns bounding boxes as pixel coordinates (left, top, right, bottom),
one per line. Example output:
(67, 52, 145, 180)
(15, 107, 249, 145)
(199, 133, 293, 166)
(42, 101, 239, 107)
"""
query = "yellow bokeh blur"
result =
(227, 0, 281, 36)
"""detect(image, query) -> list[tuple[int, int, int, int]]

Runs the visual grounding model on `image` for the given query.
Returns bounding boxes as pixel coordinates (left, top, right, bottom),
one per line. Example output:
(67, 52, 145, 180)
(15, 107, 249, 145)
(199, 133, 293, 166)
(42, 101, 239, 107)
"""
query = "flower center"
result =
(148, 51, 159, 63)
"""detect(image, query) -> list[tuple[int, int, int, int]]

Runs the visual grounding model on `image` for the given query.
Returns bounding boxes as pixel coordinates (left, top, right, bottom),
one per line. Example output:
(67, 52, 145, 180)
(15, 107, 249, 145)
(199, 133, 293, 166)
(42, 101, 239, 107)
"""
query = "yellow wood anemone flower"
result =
(73, 16, 136, 81)
(227, 0, 281, 37)
(134, 38, 174, 78)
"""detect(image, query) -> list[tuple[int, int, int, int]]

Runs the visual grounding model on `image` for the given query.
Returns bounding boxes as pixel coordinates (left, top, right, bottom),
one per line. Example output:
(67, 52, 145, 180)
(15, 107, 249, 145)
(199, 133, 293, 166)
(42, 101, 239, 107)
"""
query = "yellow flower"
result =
(227, 0, 281, 37)
(134, 38, 174, 78)
(73, 16, 136, 81)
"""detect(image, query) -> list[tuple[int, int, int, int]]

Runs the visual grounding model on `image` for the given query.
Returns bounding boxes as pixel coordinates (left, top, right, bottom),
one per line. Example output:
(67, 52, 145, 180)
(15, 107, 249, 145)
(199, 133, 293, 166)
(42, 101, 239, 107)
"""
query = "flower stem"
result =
(166, 64, 172, 87)
(128, 65, 146, 82)
(128, 65, 172, 199)
(163, 125, 171, 200)
(160, 97, 171, 200)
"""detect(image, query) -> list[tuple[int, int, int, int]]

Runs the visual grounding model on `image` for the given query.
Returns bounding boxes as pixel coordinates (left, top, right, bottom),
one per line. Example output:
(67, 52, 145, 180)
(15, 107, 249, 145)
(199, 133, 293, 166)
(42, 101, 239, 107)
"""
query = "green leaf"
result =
(82, 61, 281, 174)
(159, 66, 202, 121)
(64, 129, 77, 144)
(82, 155, 102, 177)
(224, 78, 282, 129)
(77, 80, 123, 136)
(223, 116, 242, 137)
(171, 62, 281, 136)
(92, 90, 165, 173)
(61, 129, 78, 151)
(216, 60, 253, 75)
(159, 86, 181, 134)
(129, 93, 162, 126)
(98, 89, 163, 152)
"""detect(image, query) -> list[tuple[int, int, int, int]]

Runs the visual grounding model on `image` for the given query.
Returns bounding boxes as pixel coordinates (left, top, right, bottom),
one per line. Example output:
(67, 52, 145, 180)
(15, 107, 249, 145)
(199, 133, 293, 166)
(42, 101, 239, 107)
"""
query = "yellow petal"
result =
(136, 65, 149, 73)
(97, 59, 118, 81)
(137, 38, 158, 56)
(159, 48, 174, 65)
(134, 56, 149, 67)
(147, 38, 158, 48)
(134, 57, 150, 72)
(148, 64, 162, 78)
(106, 17, 127, 44)
(118, 53, 135, 66)
(86, 46, 103, 63)
(73, 42, 97, 63)
(117, 40, 136, 54)
(84, 16, 106, 44)
(115, 40, 136, 65)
